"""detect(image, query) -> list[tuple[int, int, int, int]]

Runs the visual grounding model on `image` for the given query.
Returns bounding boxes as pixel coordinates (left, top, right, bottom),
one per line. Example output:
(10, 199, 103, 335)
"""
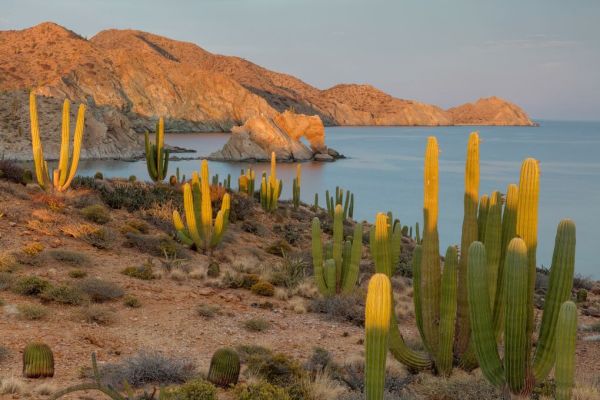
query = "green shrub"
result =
(265, 240, 292, 257)
(234, 381, 290, 400)
(125, 233, 182, 258)
(251, 281, 275, 297)
(68, 269, 87, 279)
(17, 303, 48, 320)
(121, 262, 156, 280)
(94, 171, 104, 180)
(196, 303, 221, 319)
(0, 272, 15, 290)
(40, 285, 87, 305)
(244, 318, 270, 332)
(77, 278, 124, 302)
(245, 353, 304, 387)
(269, 256, 306, 289)
(12, 276, 50, 296)
(207, 262, 220, 278)
(81, 204, 111, 224)
(121, 219, 150, 235)
(47, 249, 90, 266)
(163, 379, 217, 400)
(577, 288, 588, 303)
(123, 295, 141, 308)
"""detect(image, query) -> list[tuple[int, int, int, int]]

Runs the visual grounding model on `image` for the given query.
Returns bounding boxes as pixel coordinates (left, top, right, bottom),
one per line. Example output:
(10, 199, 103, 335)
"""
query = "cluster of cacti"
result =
(23, 342, 54, 378)
(207, 347, 241, 387)
(238, 168, 256, 195)
(467, 219, 576, 397)
(29, 92, 86, 191)
(325, 186, 354, 220)
(169, 167, 186, 186)
(260, 152, 282, 212)
(311, 204, 362, 296)
(292, 164, 301, 209)
(212, 173, 231, 190)
(172, 160, 231, 253)
(144, 117, 169, 182)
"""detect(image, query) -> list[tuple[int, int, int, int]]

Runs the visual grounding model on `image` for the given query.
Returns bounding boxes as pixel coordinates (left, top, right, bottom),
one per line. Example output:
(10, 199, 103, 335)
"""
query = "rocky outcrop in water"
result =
(209, 111, 338, 161)
(447, 96, 536, 126)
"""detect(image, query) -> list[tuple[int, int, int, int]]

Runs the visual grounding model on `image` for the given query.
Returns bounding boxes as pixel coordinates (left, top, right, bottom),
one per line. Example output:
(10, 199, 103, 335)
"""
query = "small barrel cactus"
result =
(207, 348, 240, 387)
(576, 288, 587, 303)
(23, 342, 54, 378)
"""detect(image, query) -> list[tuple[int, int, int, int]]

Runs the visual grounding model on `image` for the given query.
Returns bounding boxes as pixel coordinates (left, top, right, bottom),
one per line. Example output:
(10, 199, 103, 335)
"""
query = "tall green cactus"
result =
(325, 187, 354, 220)
(468, 218, 577, 397)
(145, 117, 169, 182)
(365, 273, 392, 400)
(484, 191, 503, 306)
(293, 164, 301, 209)
(238, 168, 256, 195)
(312, 204, 362, 296)
(207, 348, 240, 387)
(260, 152, 282, 212)
(477, 194, 489, 241)
(369, 212, 402, 277)
(29, 92, 86, 192)
(555, 301, 577, 400)
(23, 342, 54, 378)
(172, 160, 230, 253)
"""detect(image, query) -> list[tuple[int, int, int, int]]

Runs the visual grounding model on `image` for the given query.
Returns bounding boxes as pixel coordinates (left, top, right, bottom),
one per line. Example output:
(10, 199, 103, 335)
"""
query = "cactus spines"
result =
(145, 117, 169, 182)
(421, 136, 441, 354)
(467, 241, 505, 387)
(207, 348, 241, 387)
(29, 92, 86, 191)
(477, 194, 489, 241)
(456, 132, 480, 355)
(259, 153, 282, 212)
(293, 164, 301, 209)
(438, 246, 458, 376)
(515, 158, 540, 360)
(365, 273, 392, 400)
(23, 342, 54, 378)
(555, 301, 577, 400)
(172, 160, 230, 253)
(532, 219, 576, 381)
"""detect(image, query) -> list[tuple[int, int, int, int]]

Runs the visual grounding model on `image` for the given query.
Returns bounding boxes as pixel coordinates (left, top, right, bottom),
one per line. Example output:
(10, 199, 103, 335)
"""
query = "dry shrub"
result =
(77, 278, 124, 302)
(47, 249, 90, 266)
(410, 370, 502, 400)
(61, 223, 115, 249)
(32, 192, 65, 211)
(17, 303, 48, 320)
(81, 204, 111, 224)
(76, 304, 115, 325)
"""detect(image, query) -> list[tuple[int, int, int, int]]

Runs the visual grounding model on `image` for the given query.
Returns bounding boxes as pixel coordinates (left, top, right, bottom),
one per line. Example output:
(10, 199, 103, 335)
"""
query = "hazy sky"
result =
(2, 0, 599, 120)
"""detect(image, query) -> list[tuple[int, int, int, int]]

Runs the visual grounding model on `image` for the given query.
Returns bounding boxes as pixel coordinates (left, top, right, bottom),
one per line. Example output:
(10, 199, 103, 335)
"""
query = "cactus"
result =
(260, 152, 282, 212)
(415, 222, 421, 244)
(293, 164, 301, 209)
(313, 192, 319, 210)
(172, 160, 230, 253)
(238, 168, 256, 196)
(370, 212, 402, 277)
(483, 191, 503, 306)
(468, 219, 576, 397)
(555, 301, 577, 400)
(311, 204, 362, 295)
(207, 348, 240, 387)
(365, 273, 392, 400)
(477, 194, 489, 241)
(23, 342, 54, 378)
(144, 117, 169, 182)
(29, 92, 86, 191)
(576, 289, 587, 303)
(324, 187, 354, 220)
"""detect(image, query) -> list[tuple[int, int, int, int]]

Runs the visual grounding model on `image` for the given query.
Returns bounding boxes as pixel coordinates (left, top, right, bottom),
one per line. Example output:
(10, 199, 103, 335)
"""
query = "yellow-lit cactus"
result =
(172, 160, 230, 253)
(238, 168, 256, 195)
(260, 152, 282, 212)
(29, 92, 86, 191)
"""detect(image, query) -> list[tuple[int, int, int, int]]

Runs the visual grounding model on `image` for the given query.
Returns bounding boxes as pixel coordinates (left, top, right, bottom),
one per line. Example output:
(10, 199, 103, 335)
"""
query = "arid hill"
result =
(0, 22, 535, 160)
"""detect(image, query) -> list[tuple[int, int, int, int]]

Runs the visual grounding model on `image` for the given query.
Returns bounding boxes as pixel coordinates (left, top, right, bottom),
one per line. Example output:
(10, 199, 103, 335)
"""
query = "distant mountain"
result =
(0, 22, 534, 159)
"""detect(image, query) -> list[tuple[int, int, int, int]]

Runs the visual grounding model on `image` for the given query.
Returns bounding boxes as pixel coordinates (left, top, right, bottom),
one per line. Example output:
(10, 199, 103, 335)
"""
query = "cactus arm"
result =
(311, 218, 327, 294)
(156, 117, 164, 180)
(484, 191, 503, 306)
(503, 238, 529, 394)
(532, 219, 576, 381)
(390, 222, 402, 275)
(388, 310, 433, 370)
(60, 104, 85, 191)
(173, 210, 194, 246)
(437, 246, 458, 376)
(332, 204, 344, 288)
(341, 240, 352, 286)
(554, 301, 577, 400)
(365, 274, 392, 400)
(349, 193, 354, 219)
(467, 241, 505, 387)
(57, 99, 70, 187)
(323, 259, 336, 296)
(211, 210, 226, 247)
(372, 213, 392, 276)
(182, 183, 202, 249)
(515, 158, 540, 361)
(161, 149, 170, 181)
(29, 92, 49, 189)
(145, 132, 158, 181)
(478, 194, 489, 241)
(411, 245, 425, 340)
(200, 160, 213, 246)
(421, 137, 441, 353)
(341, 222, 362, 294)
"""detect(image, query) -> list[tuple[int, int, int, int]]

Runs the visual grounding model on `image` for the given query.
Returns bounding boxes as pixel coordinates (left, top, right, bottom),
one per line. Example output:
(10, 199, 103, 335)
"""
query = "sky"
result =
(1, 0, 599, 121)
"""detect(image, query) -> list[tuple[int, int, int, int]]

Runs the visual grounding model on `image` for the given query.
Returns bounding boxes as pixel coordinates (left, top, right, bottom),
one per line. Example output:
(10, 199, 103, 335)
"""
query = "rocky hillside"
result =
(0, 22, 535, 160)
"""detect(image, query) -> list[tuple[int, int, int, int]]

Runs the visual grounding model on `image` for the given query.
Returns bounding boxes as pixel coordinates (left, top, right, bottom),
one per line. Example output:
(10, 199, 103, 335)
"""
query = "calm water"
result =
(77, 121, 600, 279)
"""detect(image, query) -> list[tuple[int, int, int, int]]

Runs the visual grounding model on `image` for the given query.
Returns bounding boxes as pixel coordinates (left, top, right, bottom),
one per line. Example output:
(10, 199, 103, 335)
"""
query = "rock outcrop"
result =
(210, 111, 336, 161)
(447, 97, 535, 126)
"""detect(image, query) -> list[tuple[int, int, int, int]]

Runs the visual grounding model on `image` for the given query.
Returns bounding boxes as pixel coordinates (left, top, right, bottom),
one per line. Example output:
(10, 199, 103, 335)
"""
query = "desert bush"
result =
(410, 370, 502, 400)
(77, 278, 124, 302)
(0, 160, 29, 184)
(305, 347, 335, 375)
(0, 252, 18, 272)
(125, 232, 182, 258)
(340, 357, 411, 393)
(251, 281, 275, 297)
(47, 249, 90, 266)
(76, 304, 115, 325)
(12, 276, 50, 296)
(196, 303, 221, 319)
(269, 256, 306, 289)
(245, 352, 304, 387)
(244, 318, 271, 332)
(308, 291, 365, 326)
(0, 345, 9, 362)
(22, 242, 44, 256)
(574, 274, 594, 291)
(0, 376, 25, 395)
(207, 261, 220, 278)
(234, 381, 290, 400)
(0, 272, 15, 290)
(17, 303, 48, 320)
(123, 295, 142, 308)
(577, 288, 588, 303)
(99, 351, 196, 388)
(120, 219, 150, 234)
(81, 204, 111, 224)
(163, 379, 217, 400)
(69, 269, 87, 278)
(41, 284, 87, 305)
(288, 370, 345, 400)
(122, 261, 156, 280)
(273, 224, 302, 246)
(61, 223, 115, 249)
(235, 345, 273, 363)
(265, 240, 292, 257)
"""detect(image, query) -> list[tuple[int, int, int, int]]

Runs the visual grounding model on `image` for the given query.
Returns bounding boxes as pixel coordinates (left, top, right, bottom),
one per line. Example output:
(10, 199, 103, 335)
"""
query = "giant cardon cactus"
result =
(29, 92, 86, 191)
(260, 152, 282, 212)
(238, 168, 256, 196)
(467, 218, 576, 397)
(312, 204, 362, 296)
(292, 164, 301, 209)
(145, 117, 169, 182)
(172, 160, 230, 253)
